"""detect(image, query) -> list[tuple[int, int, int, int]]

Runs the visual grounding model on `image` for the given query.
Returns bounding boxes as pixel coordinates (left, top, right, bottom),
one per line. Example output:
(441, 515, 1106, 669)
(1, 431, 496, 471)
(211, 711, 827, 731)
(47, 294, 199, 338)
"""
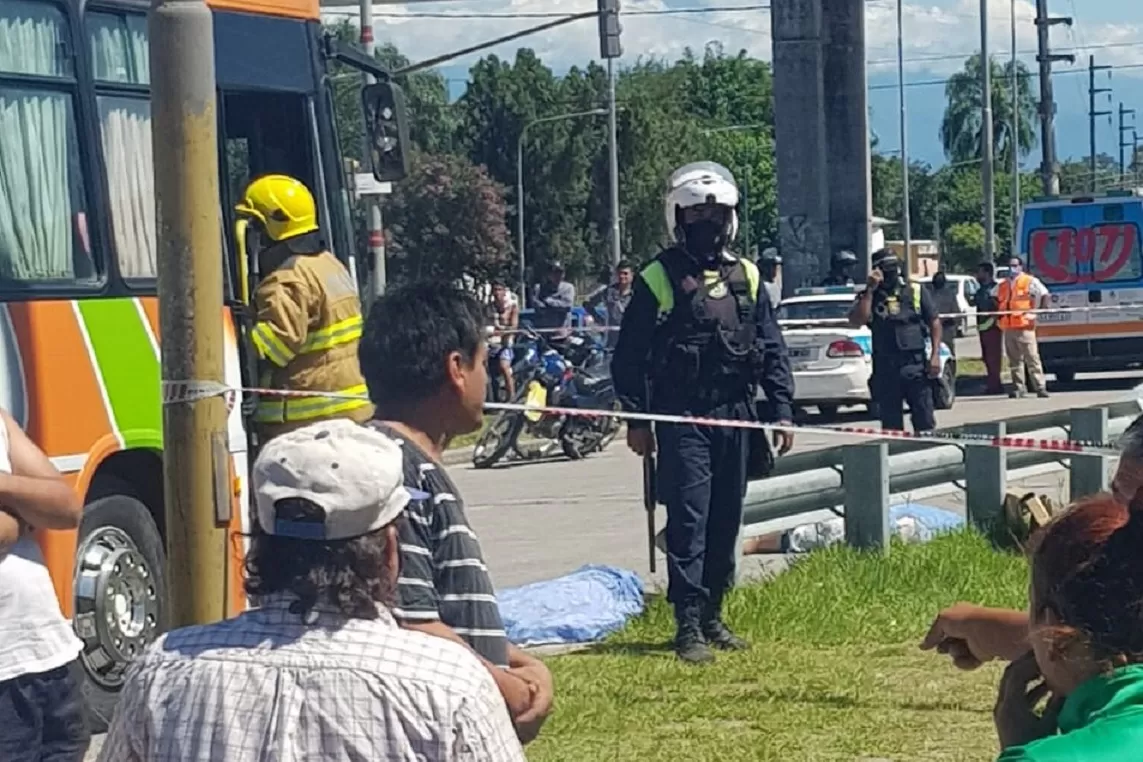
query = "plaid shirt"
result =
(98, 594, 526, 762)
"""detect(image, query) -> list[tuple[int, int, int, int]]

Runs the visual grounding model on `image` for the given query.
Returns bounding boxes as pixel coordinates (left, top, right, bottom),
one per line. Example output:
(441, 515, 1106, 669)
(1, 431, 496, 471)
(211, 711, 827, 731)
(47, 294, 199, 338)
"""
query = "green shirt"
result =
(998, 665, 1143, 761)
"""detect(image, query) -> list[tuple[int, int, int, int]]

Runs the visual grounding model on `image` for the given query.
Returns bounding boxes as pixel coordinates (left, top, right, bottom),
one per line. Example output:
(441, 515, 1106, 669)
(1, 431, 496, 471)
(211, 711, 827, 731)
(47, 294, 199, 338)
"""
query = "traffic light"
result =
(598, 0, 622, 60)
(360, 81, 410, 183)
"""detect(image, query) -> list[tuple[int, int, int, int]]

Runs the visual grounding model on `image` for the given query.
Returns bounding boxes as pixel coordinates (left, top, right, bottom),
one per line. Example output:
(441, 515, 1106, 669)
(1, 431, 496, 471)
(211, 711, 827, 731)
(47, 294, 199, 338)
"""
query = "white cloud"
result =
(320, 0, 1143, 80)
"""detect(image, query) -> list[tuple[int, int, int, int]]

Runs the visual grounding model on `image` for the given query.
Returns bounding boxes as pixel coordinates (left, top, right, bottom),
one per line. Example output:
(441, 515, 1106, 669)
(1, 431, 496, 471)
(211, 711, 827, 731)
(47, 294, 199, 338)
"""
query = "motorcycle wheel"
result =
(472, 410, 524, 469)
(560, 420, 606, 461)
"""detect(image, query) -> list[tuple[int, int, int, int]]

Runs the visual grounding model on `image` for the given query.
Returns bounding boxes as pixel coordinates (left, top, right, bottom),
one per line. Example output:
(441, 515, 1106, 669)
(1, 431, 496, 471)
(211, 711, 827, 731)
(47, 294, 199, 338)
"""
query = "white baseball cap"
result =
(252, 420, 427, 541)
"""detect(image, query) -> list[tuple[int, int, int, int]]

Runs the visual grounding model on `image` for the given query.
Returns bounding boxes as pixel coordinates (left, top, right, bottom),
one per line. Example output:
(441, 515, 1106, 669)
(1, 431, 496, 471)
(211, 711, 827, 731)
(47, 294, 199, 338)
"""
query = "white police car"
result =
(760, 285, 956, 420)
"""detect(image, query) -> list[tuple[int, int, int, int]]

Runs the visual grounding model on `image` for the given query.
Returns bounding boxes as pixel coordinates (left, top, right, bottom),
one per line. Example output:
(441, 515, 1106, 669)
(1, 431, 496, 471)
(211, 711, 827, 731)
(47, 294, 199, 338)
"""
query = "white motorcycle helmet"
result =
(664, 161, 740, 251)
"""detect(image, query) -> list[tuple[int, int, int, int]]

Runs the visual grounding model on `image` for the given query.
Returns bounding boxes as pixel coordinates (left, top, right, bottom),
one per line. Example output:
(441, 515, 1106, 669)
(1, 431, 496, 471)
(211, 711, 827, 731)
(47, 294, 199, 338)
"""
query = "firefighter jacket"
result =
(250, 251, 373, 438)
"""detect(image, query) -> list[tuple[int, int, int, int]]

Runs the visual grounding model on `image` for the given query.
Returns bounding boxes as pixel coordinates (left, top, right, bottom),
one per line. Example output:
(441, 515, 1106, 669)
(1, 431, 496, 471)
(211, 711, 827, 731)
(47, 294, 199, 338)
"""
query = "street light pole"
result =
(516, 108, 608, 306)
(897, 0, 911, 266)
(981, 0, 997, 261)
(1011, 0, 1021, 257)
(607, 58, 621, 267)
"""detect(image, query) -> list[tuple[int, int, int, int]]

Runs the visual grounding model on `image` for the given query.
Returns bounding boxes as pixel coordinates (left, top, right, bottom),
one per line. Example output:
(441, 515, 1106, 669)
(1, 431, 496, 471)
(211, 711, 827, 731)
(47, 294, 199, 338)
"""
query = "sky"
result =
(321, 0, 1143, 169)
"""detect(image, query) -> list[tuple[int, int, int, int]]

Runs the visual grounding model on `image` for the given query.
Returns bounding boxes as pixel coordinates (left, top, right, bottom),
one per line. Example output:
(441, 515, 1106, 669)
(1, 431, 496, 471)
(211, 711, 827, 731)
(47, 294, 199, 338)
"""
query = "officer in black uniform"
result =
(612, 161, 795, 664)
(821, 249, 858, 286)
(848, 249, 942, 432)
(759, 247, 782, 307)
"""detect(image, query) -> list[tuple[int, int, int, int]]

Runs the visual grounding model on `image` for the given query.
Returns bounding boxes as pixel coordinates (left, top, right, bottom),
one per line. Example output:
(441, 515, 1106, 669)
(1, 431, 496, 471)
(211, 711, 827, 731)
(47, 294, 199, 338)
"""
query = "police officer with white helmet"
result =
(611, 162, 795, 664)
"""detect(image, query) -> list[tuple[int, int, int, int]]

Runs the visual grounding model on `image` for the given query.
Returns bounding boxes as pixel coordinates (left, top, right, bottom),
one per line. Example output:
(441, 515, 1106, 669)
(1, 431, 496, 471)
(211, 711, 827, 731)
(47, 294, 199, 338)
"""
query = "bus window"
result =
(0, 1, 99, 285)
(88, 11, 154, 280)
(1027, 227, 1076, 285)
(1028, 220, 1142, 285)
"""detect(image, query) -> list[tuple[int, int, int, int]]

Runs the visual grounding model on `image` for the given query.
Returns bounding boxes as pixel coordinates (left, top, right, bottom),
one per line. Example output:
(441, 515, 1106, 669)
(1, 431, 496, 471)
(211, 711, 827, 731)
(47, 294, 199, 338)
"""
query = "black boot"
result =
(702, 599, 749, 651)
(674, 603, 714, 664)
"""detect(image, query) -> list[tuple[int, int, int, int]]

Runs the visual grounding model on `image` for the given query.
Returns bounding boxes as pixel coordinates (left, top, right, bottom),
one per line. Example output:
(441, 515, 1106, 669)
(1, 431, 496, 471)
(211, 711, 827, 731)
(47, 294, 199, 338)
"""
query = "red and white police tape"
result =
(160, 380, 1131, 457)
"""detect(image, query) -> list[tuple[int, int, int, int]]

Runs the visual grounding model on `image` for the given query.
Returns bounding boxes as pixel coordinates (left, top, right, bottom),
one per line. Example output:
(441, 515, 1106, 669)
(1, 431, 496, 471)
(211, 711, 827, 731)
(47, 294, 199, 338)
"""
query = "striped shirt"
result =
(371, 423, 510, 668)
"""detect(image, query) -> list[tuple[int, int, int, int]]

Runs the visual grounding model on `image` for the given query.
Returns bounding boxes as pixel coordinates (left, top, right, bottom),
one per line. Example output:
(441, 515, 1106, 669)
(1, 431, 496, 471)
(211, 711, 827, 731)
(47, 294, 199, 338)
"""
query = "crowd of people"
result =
(1, 163, 1140, 761)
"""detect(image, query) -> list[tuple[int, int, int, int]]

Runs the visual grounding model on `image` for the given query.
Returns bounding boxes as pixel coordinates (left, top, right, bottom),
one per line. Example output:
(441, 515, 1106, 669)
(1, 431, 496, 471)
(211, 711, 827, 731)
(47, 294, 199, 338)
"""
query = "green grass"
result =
(528, 531, 1030, 762)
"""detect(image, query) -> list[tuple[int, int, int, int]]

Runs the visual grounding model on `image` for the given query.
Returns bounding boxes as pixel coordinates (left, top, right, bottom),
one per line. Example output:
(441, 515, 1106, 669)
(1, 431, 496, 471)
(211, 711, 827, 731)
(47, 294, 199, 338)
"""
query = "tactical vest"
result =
(870, 282, 926, 358)
(641, 250, 761, 411)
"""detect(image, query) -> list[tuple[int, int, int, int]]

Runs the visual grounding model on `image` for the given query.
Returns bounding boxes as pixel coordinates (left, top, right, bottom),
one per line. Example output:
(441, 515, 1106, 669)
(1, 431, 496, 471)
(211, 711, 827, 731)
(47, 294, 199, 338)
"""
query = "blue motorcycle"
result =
(473, 329, 619, 468)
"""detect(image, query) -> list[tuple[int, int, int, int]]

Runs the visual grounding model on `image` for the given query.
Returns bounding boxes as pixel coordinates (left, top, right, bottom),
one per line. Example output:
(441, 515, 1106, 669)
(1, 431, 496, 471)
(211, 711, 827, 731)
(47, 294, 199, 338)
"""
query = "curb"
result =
(442, 446, 475, 466)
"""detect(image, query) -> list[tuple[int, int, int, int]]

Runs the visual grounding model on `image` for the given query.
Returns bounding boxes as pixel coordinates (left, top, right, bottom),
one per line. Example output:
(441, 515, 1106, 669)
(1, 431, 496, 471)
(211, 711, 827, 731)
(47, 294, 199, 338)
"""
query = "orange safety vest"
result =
(997, 273, 1035, 331)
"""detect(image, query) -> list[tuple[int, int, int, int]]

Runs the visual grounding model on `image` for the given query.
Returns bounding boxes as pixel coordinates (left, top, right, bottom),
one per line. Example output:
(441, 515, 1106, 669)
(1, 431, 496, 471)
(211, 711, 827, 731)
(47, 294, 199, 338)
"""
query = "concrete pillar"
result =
(1070, 407, 1109, 501)
(843, 442, 890, 551)
(966, 422, 1007, 531)
(772, 0, 832, 293)
(822, 0, 872, 280)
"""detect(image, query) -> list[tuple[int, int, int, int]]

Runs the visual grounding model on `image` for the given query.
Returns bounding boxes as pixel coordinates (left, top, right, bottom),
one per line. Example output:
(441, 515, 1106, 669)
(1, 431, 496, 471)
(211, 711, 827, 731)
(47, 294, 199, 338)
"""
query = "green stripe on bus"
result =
(76, 299, 162, 437)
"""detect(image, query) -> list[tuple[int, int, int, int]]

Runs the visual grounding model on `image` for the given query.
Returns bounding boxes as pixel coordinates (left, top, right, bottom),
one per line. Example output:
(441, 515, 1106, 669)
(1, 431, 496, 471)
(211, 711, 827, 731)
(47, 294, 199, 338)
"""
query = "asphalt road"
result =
(460, 356, 1141, 590)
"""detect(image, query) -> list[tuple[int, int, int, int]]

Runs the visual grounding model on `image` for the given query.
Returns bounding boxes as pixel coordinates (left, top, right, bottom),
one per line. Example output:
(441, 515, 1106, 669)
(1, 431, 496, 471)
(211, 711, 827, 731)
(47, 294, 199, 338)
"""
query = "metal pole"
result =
(516, 108, 608, 306)
(981, 0, 997, 260)
(1090, 57, 1097, 191)
(516, 134, 526, 307)
(1010, 0, 1021, 257)
(742, 170, 751, 257)
(607, 57, 621, 267)
(361, 0, 386, 298)
(897, 0, 911, 264)
(149, 0, 229, 628)
(1088, 56, 1112, 192)
(1121, 104, 1128, 185)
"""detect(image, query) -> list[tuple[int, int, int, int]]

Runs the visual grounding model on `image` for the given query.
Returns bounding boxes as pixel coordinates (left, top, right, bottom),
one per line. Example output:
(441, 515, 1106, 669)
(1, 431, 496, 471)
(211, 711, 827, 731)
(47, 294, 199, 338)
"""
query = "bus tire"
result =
(72, 494, 167, 732)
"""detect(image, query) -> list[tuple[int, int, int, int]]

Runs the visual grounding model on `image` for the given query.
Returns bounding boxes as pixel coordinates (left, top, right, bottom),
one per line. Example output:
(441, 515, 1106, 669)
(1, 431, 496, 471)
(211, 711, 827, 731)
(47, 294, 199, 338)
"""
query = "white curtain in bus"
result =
(89, 14, 155, 279)
(88, 14, 150, 85)
(99, 97, 156, 279)
(0, 6, 76, 280)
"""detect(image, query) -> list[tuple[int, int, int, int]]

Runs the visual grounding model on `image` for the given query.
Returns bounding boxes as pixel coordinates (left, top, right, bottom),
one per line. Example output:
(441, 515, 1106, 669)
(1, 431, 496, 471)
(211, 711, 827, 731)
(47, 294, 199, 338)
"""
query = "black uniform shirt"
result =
(860, 281, 938, 358)
(610, 249, 795, 429)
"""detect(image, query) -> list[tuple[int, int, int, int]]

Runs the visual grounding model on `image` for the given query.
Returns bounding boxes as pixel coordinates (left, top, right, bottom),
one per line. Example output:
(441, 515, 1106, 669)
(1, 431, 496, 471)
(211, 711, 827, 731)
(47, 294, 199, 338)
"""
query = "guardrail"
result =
(742, 402, 1138, 549)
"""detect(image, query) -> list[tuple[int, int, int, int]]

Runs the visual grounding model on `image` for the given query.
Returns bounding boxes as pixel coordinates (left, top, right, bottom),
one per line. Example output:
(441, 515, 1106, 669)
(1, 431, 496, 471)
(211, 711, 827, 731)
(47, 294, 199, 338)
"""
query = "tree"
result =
(943, 222, 987, 272)
(940, 54, 1037, 166)
(383, 153, 514, 285)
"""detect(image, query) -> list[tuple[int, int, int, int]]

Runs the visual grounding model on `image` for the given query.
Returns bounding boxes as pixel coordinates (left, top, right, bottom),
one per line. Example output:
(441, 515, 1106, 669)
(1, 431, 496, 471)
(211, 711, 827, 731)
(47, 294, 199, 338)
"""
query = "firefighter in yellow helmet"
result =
(235, 174, 373, 441)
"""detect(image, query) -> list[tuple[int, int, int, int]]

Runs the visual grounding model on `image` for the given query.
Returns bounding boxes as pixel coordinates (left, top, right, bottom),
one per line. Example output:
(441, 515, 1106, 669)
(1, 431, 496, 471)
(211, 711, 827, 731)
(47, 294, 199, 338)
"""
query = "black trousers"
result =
(655, 400, 749, 622)
(0, 662, 90, 762)
(873, 358, 936, 432)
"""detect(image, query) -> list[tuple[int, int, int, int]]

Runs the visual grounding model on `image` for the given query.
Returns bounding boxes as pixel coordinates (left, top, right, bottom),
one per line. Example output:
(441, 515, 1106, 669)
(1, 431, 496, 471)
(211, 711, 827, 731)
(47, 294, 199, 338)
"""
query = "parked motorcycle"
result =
(473, 329, 619, 468)
(485, 330, 541, 403)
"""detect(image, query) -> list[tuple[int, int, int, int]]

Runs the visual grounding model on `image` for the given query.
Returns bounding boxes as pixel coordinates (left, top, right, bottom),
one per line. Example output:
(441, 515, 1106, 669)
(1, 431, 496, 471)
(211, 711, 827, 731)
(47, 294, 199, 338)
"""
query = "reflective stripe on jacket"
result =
(641, 255, 761, 317)
(251, 251, 373, 431)
(998, 273, 1035, 331)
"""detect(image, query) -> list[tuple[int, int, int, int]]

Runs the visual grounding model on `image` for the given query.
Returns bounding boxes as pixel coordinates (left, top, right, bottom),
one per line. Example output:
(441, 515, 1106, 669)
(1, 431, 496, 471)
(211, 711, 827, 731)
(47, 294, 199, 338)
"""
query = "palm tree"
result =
(940, 54, 1038, 167)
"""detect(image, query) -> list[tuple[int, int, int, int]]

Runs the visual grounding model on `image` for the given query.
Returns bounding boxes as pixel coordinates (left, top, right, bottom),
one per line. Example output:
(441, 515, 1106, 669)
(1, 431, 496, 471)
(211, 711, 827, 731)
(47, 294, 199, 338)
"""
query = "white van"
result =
(915, 274, 979, 337)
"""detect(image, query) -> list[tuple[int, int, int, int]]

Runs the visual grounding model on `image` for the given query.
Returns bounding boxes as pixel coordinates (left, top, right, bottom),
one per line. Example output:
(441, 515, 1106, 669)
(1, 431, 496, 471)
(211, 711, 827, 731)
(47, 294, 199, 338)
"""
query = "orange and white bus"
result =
(1, 0, 398, 726)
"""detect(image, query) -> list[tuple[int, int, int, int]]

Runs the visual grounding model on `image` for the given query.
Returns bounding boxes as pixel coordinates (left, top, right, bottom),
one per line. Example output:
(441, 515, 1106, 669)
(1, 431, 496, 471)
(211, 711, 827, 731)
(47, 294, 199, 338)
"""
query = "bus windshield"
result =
(1023, 200, 1143, 286)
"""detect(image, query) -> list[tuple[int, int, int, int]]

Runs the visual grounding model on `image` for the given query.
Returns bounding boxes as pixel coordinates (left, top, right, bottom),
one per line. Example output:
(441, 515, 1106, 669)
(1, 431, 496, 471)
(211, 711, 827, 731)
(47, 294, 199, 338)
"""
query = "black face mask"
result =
(682, 220, 725, 260)
(881, 266, 901, 289)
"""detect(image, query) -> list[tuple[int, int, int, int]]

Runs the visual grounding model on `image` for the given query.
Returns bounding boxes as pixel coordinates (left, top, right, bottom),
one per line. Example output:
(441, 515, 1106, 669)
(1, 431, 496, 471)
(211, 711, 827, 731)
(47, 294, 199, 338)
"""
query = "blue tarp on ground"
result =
(497, 564, 645, 647)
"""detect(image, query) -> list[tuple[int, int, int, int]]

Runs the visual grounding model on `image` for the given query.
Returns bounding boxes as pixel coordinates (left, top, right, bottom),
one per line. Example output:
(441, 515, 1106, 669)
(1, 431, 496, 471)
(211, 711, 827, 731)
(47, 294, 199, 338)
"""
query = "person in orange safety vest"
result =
(235, 174, 373, 442)
(997, 254, 1050, 399)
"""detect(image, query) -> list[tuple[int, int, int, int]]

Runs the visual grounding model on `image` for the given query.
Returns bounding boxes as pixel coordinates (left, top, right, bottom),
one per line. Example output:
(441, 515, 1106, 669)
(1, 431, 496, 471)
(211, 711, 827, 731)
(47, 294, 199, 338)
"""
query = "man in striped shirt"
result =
(360, 282, 554, 744)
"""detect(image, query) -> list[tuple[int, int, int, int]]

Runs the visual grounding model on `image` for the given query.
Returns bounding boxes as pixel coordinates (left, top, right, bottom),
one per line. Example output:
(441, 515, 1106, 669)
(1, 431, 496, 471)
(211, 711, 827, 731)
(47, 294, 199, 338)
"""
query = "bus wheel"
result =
(72, 495, 167, 732)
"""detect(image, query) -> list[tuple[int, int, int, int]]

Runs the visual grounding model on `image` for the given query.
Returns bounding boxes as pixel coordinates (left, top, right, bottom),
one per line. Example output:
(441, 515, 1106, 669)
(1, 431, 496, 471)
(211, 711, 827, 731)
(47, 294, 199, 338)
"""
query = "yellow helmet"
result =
(235, 174, 318, 242)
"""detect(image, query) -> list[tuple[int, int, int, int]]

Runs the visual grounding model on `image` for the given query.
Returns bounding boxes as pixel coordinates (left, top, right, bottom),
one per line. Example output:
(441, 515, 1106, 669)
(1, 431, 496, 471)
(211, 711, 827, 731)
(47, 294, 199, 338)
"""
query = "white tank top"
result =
(0, 420, 82, 682)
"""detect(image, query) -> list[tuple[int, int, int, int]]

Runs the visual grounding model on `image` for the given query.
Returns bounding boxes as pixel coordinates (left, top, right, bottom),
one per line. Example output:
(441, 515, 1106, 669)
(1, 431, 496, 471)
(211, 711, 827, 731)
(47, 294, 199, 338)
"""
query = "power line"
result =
(330, 4, 771, 19)
(867, 39, 1143, 68)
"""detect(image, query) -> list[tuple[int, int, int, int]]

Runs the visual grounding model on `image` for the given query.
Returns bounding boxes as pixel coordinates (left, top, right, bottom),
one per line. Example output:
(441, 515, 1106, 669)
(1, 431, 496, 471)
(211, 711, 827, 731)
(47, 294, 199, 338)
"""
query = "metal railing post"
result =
(1070, 407, 1110, 501)
(966, 422, 1007, 531)
(843, 442, 890, 551)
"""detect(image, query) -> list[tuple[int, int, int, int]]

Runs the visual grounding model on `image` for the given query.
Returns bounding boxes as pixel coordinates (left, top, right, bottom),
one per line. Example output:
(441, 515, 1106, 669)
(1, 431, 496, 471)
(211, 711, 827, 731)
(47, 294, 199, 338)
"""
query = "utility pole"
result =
(1034, 0, 1073, 195)
(1088, 55, 1113, 192)
(1119, 103, 1136, 186)
(598, 0, 622, 267)
(1136, 129, 1142, 186)
(1010, 0, 1021, 257)
(981, 0, 996, 260)
(897, 0, 911, 267)
(359, 0, 386, 297)
(150, 0, 229, 628)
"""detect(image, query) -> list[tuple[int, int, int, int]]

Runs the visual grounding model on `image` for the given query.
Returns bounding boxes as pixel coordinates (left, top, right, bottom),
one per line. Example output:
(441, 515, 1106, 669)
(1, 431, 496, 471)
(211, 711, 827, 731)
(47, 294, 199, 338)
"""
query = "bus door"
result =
(1078, 200, 1143, 338)
(1026, 204, 1086, 340)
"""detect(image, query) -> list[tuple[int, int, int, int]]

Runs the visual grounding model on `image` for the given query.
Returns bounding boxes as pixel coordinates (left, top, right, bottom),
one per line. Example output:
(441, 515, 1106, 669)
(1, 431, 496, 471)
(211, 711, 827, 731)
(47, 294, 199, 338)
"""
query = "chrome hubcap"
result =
(73, 527, 159, 690)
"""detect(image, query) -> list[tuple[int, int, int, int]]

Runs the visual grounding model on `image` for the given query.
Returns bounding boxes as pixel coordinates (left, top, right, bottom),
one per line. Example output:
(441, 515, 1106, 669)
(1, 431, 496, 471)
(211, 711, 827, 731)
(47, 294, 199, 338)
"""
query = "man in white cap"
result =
(99, 420, 526, 762)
